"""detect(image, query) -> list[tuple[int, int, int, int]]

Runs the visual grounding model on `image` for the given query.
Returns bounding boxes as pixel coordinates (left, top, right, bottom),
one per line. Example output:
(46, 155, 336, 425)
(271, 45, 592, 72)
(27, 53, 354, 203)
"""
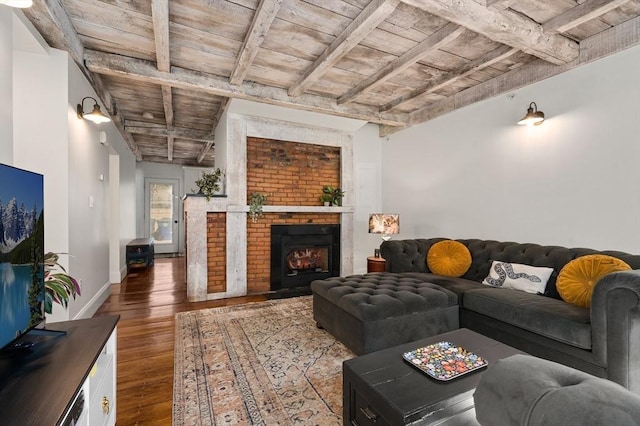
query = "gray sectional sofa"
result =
(312, 238, 640, 395)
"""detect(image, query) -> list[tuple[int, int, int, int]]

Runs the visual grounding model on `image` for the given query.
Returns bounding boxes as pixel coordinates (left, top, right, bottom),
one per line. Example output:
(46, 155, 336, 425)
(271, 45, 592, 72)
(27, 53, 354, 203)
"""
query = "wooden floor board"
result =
(94, 256, 267, 425)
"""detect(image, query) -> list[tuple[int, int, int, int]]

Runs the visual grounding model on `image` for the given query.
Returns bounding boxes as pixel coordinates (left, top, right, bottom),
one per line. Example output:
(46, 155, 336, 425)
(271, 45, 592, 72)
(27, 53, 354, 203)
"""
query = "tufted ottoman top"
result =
(311, 272, 458, 322)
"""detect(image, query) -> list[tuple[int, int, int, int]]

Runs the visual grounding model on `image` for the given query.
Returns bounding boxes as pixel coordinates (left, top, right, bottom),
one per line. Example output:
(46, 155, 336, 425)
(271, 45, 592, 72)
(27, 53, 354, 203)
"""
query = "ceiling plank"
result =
(229, 0, 283, 85)
(380, 45, 519, 112)
(84, 50, 408, 127)
(543, 0, 632, 34)
(380, 14, 640, 136)
(125, 126, 214, 142)
(401, 0, 578, 64)
(485, 0, 517, 10)
(23, 0, 142, 160)
(288, 0, 401, 97)
(338, 23, 465, 105)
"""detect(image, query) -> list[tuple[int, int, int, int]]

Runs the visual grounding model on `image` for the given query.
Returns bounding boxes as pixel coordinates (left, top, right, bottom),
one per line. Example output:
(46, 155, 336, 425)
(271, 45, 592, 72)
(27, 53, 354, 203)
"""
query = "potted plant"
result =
(248, 192, 267, 222)
(44, 252, 81, 314)
(320, 192, 333, 206)
(321, 185, 345, 206)
(193, 168, 223, 201)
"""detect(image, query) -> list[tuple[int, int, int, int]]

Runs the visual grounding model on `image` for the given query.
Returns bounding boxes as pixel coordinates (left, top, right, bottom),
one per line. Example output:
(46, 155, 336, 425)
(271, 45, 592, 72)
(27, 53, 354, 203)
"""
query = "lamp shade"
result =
(369, 214, 400, 236)
(0, 0, 33, 8)
(517, 102, 544, 126)
(77, 97, 111, 124)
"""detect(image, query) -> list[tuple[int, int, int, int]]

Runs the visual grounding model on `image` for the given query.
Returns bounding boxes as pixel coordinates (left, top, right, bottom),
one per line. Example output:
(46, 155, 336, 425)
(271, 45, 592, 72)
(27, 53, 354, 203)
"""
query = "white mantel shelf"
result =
(227, 205, 354, 213)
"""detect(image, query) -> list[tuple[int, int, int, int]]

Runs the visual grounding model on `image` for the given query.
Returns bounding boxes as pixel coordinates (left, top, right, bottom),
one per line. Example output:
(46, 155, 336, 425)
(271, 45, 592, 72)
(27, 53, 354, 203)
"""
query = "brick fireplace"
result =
(183, 115, 354, 301)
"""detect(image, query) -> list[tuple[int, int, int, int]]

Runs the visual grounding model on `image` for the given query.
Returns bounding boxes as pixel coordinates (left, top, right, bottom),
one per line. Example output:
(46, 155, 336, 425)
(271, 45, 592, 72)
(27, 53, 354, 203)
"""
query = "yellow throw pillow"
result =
(557, 254, 631, 308)
(427, 240, 472, 278)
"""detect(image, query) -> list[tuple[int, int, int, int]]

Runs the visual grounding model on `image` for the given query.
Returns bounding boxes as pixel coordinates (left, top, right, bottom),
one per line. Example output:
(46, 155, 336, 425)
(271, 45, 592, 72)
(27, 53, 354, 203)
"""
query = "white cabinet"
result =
(0, 315, 119, 425)
(73, 327, 117, 426)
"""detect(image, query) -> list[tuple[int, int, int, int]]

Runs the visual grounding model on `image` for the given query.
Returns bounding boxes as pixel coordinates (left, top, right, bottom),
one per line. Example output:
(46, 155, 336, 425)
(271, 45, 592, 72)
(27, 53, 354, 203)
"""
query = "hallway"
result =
(95, 257, 267, 425)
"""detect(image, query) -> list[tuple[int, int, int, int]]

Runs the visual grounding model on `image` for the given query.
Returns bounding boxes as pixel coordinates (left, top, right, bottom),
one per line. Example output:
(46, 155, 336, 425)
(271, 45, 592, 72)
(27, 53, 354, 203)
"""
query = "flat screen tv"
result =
(0, 163, 45, 351)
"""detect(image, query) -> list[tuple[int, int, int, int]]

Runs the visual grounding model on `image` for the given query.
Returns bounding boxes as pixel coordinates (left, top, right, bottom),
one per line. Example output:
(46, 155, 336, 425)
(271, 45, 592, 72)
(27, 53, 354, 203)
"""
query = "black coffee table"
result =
(343, 328, 525, 425)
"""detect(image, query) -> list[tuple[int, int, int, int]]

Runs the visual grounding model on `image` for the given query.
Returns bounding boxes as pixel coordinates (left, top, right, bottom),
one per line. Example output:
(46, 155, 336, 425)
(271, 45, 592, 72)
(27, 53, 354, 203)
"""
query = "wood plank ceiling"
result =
(22, 0, 640, 166)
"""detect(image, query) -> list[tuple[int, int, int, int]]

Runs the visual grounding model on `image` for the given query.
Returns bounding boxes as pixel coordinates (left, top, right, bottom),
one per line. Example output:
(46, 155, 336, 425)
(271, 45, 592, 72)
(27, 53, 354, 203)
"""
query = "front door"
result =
(145, 178, 180, 254)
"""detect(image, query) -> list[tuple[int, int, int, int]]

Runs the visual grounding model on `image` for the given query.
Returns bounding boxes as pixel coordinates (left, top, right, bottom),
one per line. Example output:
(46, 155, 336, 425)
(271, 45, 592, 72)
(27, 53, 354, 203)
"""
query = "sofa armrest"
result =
(591, 270, 640, 394)
(474, 354, 640, 426)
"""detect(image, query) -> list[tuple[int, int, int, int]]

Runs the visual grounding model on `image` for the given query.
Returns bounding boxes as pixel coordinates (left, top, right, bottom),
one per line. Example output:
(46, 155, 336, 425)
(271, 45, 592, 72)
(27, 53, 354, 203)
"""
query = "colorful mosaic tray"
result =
(402, 341, 488, 381)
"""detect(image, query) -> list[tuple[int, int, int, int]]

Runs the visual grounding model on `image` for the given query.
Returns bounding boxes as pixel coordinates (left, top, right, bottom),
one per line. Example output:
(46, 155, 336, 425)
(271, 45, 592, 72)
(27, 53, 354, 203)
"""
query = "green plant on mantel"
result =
(193, 168, 223, 201)
(248, 193, 267, 222)
(321, 185, 345, 206)
(44, 252, 81, 314)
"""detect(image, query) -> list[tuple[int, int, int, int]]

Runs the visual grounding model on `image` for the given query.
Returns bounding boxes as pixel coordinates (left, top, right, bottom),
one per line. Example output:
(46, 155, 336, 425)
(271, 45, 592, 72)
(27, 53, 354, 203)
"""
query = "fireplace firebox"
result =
(270, 224, 340, 291)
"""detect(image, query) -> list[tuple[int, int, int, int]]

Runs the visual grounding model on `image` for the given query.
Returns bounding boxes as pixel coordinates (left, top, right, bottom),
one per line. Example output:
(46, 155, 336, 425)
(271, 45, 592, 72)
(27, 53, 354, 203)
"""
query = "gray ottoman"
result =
(311, 273, 459, 355)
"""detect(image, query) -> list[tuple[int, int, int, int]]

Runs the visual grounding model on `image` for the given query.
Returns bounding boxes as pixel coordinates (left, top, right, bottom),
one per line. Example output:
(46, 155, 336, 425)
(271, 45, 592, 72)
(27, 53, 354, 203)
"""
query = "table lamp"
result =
(369, 213, 400, 255)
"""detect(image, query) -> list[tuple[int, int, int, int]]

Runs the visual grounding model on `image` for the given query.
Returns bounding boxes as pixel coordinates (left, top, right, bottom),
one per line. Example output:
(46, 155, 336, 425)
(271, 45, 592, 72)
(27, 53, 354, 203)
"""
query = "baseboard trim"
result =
(74, 280, 112, 320)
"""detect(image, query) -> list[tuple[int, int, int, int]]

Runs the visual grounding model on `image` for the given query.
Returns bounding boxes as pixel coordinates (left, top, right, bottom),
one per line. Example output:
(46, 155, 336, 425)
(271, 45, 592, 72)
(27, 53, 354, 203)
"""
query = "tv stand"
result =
(0, 315, 119, 425)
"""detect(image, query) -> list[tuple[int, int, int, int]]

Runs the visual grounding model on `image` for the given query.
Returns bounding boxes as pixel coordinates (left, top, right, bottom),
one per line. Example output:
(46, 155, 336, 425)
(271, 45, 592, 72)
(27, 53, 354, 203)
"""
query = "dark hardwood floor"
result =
(94, 257, 267, 425)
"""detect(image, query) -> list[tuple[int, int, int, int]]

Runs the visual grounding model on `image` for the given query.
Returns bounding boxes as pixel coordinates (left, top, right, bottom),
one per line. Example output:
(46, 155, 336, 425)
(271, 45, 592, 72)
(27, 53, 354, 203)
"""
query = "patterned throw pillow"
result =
(427, 240, 472, 278)
(482, 261, 554, 294)
(557, 254, 631, 308)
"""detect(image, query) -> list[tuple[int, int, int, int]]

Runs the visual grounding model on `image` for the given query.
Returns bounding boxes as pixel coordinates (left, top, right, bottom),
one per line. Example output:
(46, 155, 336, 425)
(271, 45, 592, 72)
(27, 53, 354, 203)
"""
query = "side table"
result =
(367, 256, 386, 273)
(126, 238, 155, 273)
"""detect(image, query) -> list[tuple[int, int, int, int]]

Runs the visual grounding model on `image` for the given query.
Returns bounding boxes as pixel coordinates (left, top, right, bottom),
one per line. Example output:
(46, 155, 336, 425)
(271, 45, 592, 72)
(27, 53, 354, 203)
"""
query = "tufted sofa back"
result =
(380, 238, 640, 299)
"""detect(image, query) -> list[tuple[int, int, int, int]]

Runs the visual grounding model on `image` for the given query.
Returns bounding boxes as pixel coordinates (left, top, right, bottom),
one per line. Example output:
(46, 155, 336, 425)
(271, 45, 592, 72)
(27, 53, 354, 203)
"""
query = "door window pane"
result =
(150, 183, 173, 244)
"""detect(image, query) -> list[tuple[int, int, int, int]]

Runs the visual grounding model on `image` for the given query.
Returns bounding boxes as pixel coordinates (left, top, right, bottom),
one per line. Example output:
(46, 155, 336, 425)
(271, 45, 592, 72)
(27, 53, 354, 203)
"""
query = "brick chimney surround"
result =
(184, 115, 354, 302)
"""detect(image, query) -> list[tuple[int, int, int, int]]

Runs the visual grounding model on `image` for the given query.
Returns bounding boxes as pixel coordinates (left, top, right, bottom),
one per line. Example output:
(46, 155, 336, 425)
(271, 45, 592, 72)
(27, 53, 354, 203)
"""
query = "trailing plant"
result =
(248, 192, 267, 222)
(44, 252, 81, 314)
(321, 185, 345, 206)
(193, 168, 223, 201)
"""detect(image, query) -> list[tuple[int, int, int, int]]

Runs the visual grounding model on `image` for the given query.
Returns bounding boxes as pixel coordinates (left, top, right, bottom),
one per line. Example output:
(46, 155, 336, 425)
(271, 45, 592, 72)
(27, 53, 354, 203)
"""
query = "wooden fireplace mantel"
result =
(183, 195, 354, 302)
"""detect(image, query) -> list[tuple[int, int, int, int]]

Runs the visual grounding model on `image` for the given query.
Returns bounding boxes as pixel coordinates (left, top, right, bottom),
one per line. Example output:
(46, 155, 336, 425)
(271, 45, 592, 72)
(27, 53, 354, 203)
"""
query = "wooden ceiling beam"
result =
(151, 0, 176, 162)
(84, 50, 408, 127)
(288, 0, 401, 97)
(229, 0, 283, 85)
(380, 45, 519, 112)
(338, 23, 465, 105)
(125, 126, 215, 142)
(543, 0, 632, 34)
(380, 14, 640, 136)
(167, 135, 174, 162)
(401, 0, 578, 64)
(198, 97, 230, 164)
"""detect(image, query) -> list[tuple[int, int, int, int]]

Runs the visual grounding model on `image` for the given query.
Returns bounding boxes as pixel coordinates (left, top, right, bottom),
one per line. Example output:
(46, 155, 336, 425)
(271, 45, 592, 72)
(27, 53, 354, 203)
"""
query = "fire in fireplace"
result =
(270, 224, 340, 291)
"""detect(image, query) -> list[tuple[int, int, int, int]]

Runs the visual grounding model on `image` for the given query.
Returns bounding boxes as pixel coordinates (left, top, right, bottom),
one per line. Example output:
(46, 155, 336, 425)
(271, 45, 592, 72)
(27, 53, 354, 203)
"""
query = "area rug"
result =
(173, 296, 354, 425)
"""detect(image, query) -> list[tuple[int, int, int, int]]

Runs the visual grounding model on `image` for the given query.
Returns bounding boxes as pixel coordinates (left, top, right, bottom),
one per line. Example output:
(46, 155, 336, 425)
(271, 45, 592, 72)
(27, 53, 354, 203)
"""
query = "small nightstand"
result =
(367, 256, 386, 273)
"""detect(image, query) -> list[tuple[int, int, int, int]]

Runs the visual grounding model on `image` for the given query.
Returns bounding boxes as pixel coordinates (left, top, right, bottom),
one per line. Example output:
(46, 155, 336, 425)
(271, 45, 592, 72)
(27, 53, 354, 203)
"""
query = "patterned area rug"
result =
(173, 296, 354, 425)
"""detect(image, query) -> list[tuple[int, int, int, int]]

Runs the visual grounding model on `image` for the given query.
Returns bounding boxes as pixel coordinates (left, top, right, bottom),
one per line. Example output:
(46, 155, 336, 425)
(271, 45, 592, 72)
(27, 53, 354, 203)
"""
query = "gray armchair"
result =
(474, 354, 640, 426)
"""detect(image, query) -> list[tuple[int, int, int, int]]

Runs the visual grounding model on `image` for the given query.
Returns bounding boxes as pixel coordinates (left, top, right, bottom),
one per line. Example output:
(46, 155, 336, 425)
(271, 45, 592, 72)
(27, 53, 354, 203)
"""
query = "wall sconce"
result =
(517, 102, 545, 126)
(77, 97, 111, 124)
(0, 0, 33, 8)
(369, 213, 400, 253)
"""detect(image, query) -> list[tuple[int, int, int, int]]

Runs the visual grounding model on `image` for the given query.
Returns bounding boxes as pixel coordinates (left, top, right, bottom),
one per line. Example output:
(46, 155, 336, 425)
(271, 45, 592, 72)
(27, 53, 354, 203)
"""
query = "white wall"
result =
(7, 9, 137, 320)
(67, 57, 112, 319)
(0, 8, 13, 163)
(353, 123, 383, 273)
(384, 45, 640, 253)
